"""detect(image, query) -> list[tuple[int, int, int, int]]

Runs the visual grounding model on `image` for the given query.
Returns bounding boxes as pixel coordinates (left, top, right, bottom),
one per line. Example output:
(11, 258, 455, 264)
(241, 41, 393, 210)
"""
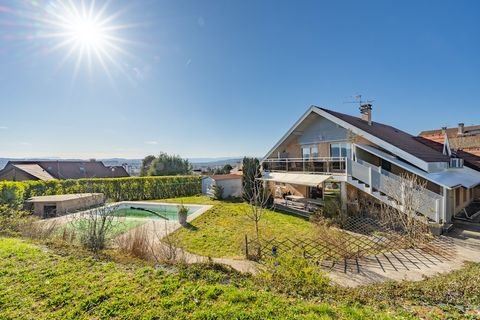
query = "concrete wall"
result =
(217, 179, 243, 198)
(201, 177, 214, 195)
(202, 177, 242, 198)
(33, 194, 105, 218)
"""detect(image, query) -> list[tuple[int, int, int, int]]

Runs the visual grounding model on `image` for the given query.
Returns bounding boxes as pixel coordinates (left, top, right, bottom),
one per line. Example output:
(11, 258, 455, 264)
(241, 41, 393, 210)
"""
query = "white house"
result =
(202, 174, 243, 198)
(261, 105, 480, 226)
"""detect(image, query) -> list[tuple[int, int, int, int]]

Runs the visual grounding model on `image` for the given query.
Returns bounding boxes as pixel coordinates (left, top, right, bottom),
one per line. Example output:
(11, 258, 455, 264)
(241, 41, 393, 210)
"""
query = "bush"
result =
(0, 205, 31, 236)
(0, 176, 202, 207)
(257, 252, 331, 297)
(74, 205, 120, 253)
(211, 185, 224, 200)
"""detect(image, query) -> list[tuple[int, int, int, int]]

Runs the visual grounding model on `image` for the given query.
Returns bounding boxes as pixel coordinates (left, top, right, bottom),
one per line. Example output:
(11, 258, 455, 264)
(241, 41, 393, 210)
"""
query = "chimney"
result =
(359, 103, 373, 125)
(441, 126, 447, 135)
(458, 123, 465, 136)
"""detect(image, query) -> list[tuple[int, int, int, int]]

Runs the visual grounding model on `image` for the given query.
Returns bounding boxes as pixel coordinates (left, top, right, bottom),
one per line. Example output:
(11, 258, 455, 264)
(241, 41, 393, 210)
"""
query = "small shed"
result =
(202, 174, 243, 198)
(26, 193, 105, 218)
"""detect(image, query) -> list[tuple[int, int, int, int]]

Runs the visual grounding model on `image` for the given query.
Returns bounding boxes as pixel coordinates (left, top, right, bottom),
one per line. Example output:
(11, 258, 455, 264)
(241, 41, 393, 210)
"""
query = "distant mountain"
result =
(0, 157, 143, 170)
(0, 156, 257, 171)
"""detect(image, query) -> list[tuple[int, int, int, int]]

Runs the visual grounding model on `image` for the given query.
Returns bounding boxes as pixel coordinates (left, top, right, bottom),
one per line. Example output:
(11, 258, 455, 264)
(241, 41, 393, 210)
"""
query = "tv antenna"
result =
(343, 94, 375, 114)
(343, 94, 375, 107)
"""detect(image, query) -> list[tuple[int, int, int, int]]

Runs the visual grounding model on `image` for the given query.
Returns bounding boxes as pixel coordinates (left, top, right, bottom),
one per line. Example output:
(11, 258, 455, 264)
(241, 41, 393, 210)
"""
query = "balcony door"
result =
(330, 143, 351, 171)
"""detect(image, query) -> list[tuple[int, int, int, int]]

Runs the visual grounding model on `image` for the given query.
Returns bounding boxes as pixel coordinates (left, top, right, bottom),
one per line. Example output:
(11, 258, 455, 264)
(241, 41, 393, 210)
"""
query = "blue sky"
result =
(0, 0, 479, 159)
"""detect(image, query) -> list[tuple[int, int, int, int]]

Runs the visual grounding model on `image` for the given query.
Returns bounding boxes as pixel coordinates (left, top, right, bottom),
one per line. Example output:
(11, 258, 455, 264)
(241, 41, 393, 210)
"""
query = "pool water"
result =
(113, 203, 197, 221)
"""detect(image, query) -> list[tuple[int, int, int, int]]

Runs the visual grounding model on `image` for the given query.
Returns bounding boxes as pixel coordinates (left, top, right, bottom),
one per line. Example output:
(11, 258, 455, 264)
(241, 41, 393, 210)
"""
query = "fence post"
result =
(245, 234, 249, 259)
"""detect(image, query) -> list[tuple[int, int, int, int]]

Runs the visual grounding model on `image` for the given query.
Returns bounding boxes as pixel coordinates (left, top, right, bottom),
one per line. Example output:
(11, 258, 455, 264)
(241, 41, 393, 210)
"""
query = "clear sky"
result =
(0, 0, 479, 159)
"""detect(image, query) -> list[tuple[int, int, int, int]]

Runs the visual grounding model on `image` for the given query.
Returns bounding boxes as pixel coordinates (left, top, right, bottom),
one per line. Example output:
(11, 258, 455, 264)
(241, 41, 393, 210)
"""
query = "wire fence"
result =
(245, 215, 431, 262)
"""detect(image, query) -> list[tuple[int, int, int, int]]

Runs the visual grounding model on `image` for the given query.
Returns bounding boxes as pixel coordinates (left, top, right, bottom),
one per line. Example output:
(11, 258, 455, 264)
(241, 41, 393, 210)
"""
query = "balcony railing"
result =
(262, 157, 347, 175)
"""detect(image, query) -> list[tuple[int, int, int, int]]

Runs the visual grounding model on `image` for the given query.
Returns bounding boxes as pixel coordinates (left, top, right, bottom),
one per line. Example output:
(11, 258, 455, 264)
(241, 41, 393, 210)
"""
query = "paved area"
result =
(325, 226, 480, 287)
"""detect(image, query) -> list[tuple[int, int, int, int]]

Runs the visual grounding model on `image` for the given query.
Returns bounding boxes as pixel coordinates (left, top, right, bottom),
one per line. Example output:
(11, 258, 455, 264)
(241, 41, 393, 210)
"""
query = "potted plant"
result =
(177, 203, 189, 226)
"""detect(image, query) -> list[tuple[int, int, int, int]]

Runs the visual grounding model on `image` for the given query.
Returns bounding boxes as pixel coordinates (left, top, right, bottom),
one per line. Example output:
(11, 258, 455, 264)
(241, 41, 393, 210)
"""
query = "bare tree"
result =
(74, 204, 120, 253)
(379, 173, 431, 246)
(244, 180, 272, 240)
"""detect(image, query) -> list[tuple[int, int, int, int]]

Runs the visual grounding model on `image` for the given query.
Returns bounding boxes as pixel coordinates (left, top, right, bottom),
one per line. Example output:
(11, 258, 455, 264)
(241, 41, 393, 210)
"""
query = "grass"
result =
(0, 237, 401, 320)
(1, 237, 479, 319)
(157, 196, 318, 258)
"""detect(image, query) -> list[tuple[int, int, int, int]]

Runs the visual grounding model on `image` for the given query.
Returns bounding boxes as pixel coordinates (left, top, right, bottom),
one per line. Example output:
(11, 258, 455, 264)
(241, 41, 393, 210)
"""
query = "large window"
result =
(330, 143, 352, 159)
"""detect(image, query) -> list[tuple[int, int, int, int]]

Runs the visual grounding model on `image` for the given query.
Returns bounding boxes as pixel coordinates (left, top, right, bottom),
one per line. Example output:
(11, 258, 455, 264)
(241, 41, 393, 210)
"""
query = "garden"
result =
(1, 176, 480, 319)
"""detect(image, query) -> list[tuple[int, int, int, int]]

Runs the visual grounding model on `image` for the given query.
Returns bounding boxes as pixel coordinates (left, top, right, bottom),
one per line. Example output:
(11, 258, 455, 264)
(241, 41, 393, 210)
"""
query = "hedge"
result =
(0, 176, 202, 208)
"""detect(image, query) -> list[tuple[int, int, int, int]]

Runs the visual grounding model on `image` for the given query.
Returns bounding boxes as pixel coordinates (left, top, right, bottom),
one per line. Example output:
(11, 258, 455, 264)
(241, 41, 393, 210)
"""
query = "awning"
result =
(259, 172, 331, 187)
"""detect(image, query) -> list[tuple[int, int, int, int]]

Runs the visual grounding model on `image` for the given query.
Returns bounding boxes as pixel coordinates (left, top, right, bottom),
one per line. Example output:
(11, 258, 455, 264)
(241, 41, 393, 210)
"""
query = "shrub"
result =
(0, 205, 31, 236)
(116, 225, 151, 260)
(211, 184, 224, 200)
(257, 252, 331, 297)
(0, 176, 202, 207)
(74, 205, 120, 253)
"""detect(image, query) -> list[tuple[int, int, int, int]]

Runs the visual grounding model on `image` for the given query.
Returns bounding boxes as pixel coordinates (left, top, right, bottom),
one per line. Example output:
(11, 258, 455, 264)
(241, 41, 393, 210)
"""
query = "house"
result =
(418, 124, 480, 171)
(0, 160, 130, 181)
(202, 174, 243, 198)
(261, 105, 480, 226)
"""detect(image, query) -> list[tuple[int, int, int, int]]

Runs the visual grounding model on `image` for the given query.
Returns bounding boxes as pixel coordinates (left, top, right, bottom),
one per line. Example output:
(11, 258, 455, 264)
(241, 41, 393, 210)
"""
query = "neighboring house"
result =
(202, 174, 243, 198)
(261, 105, 480, 226)
(0, 160, 129, 181)
(418, 124, 480, 171)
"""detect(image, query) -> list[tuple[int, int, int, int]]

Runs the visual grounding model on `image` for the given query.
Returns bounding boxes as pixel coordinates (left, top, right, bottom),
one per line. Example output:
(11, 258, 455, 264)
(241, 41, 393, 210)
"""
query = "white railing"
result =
(350, 159, 443, 222)
(262, 157, 347, 175)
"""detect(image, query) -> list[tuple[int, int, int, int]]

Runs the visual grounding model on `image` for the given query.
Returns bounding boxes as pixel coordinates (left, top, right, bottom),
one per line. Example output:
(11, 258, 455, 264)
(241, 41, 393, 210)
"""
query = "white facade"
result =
(202, 176, 243, 198)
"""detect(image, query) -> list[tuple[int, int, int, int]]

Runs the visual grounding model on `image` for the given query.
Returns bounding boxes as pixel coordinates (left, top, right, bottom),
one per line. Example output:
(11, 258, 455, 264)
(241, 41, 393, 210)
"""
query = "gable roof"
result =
(12, 164, 56, 180)
(318, 107, 450, 163)
(0, 160, 129, 180)
(263, 106, 449, 172)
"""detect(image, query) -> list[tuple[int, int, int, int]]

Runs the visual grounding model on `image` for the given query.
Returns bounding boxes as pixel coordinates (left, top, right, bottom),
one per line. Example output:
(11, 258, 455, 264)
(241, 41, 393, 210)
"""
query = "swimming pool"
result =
(112, 202, 208, 221)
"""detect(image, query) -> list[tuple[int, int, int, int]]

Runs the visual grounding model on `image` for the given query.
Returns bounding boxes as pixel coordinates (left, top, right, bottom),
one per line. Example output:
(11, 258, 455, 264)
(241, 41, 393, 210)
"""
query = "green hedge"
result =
(0, 176, 202, 207)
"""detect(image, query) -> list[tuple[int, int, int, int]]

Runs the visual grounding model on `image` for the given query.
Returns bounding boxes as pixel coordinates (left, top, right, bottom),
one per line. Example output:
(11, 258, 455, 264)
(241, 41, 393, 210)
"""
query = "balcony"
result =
(262, 157, 347, 175)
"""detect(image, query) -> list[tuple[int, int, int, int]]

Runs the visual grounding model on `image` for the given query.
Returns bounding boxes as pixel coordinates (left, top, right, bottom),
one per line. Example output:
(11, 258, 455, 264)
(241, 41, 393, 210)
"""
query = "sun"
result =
(70, 18, 105, 48)
(35, 0, 133, 82)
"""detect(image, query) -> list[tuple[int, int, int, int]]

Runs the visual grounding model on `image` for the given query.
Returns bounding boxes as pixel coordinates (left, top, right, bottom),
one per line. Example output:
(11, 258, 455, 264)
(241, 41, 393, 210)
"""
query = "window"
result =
(302, 145, 318, 159)
(311, 146, 319, 158)
(330, 143, 352, 159)
(302, 146, 310, 159)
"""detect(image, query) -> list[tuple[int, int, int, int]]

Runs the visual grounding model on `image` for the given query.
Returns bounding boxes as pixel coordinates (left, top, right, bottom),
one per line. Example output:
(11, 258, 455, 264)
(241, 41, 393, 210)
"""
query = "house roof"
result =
(416, 136, 480, 171)
(1, 160, 129, 180)
(419, 124, 480, 137)
(318, 107, 450, 163)
(209, 174, 243, 181)
(12, 164, 56, 181)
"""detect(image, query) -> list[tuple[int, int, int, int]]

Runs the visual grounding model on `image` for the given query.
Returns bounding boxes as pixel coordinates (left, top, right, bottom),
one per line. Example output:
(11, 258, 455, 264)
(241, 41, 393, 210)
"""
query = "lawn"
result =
(157, 196, 318, 258)
(0, 237, 398, 320)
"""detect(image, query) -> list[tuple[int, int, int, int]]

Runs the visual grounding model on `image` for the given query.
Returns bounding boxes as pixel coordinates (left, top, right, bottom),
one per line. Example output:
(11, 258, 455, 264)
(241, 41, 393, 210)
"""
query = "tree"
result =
(146, 152, 192, 176)
(378, 173, 431, 246)
(222, 164, 233, 174)
(242, 157, 271, 239)
(140, 155, 156, 176)
(242, 157, 263, 202)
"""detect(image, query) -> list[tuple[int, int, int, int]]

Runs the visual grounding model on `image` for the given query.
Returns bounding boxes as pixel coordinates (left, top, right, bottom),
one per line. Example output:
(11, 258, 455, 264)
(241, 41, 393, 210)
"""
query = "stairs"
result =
(346, 158, 443, 223)
(347, 176, 391, 206)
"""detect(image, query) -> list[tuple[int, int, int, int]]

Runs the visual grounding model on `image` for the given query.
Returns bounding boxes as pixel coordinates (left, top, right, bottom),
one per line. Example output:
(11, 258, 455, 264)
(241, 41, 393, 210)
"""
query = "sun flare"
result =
(33, 0, 133, 82)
